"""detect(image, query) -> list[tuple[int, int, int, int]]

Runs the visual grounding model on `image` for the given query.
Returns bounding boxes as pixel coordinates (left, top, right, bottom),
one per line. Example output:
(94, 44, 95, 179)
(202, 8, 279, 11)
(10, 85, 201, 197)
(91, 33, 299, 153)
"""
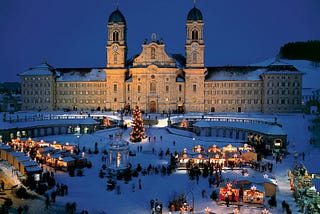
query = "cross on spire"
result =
(194, 0, 196, 6)
(115, 0, 119, 9)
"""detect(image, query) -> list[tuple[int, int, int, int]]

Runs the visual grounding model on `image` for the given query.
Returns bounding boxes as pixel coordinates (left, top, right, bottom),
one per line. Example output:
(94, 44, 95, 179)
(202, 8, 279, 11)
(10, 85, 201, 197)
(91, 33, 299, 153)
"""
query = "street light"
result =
(77, 135, 80, 152)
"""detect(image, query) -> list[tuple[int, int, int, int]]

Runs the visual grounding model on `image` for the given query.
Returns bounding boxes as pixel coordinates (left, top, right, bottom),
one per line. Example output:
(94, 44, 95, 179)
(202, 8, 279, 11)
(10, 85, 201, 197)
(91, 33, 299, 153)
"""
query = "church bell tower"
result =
(106, 8, 127, 68)
(185, 5, 205, 68)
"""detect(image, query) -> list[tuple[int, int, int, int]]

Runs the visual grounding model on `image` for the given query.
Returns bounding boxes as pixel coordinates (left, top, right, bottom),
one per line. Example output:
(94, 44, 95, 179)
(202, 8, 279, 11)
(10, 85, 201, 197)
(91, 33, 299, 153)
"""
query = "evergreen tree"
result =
(130, 106, 145, 142)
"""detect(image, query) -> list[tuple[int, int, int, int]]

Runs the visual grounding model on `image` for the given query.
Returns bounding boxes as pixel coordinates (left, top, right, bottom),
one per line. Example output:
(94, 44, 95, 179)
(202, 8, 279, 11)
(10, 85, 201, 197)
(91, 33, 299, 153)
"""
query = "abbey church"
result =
(20, 6, 302, 114)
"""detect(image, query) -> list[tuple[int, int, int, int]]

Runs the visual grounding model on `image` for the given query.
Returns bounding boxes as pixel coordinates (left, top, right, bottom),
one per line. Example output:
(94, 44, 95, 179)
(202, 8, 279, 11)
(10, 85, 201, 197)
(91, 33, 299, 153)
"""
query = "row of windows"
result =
(205, 82, 262, 88)
(123, 84, 184, 93)
(266, 75, 298, 80)
(57, 99, 107, 104)
(23, 83, 51, 87)
(266, 99, 300, 105)
(205, 90, 261, 95)
(24, 77, 50, 81)
(266, 89, 300, 95)
(205, 99, 261, 105)
(23, 98, 51, 103)
(57, 83, 106, 88)
(58, 91, 107, 95)
(23, 91, 50, 95)
(266, 82, 299, 87)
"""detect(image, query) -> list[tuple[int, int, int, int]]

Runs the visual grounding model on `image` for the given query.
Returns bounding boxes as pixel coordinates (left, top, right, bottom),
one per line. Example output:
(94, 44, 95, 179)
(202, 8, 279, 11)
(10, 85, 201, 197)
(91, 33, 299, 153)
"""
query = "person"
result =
(132, 183, 135, 192)
(225, 194, 230, 207)
(138, 179, 142, 189)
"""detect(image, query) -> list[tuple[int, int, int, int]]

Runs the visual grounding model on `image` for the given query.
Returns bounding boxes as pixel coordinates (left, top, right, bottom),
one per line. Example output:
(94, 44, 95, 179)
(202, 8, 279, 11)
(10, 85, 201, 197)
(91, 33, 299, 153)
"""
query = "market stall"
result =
(242, 185, 265, 204)
(219, 182, 240, 202)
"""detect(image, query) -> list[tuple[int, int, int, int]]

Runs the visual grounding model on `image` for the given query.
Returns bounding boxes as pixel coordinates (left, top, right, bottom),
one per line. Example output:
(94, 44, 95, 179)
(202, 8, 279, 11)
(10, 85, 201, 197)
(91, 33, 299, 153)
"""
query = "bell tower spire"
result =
(106, 7, 127, 68)
(185, 4, 204, 68)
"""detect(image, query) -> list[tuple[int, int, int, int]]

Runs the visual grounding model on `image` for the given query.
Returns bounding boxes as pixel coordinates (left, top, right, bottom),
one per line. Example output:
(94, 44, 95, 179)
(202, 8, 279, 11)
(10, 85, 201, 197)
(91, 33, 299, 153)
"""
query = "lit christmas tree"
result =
(130, 106, 145, 142)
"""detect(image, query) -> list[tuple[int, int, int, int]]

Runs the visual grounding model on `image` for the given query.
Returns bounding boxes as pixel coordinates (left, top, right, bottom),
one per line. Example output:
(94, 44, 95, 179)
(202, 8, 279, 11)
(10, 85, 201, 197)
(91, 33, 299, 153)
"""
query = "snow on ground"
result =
(1, 112, 317, 214)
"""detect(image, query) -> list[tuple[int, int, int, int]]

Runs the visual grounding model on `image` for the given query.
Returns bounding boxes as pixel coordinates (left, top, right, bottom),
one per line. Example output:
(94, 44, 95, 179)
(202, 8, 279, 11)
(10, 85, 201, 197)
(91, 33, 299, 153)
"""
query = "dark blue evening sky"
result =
(1, 0, 319, 82)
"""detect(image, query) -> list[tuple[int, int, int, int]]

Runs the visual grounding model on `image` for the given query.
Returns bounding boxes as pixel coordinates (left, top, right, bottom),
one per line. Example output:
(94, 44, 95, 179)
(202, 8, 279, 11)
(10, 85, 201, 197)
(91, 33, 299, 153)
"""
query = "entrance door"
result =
(238, 107, 241, 112)
(150, 101, 156, 113)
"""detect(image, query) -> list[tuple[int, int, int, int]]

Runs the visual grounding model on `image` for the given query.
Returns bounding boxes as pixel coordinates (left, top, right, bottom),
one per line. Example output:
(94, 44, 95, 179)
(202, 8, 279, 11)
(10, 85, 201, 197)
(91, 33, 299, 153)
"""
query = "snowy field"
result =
(2, 112, 318, 214)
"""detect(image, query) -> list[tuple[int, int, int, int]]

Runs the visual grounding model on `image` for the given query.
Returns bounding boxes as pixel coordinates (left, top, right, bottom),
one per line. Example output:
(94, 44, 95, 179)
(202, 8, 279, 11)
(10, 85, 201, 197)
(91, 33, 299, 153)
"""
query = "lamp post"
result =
(77, 135, 80, 152)
(192, 138, 195, 148)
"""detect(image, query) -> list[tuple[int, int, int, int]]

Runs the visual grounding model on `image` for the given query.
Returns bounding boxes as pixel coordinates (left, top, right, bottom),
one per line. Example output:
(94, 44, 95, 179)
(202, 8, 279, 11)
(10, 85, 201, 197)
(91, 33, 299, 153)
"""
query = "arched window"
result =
(192, 29, 198, 40)
(113, 31, 119, 41)
(150, 82, 156, 92)
(114, 53, 118, 64)
(151, 47, 155, 59)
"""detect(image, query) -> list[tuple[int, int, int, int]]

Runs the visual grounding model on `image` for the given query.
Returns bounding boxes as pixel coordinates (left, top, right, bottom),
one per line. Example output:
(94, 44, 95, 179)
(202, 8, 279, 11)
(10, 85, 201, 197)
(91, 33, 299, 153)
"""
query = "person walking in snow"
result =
(138, 179, 142, 189)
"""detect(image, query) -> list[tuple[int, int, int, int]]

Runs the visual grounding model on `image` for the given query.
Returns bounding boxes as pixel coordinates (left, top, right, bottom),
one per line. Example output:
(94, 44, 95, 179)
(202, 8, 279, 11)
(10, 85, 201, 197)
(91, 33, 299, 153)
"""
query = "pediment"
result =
(133, 42, 176, 67)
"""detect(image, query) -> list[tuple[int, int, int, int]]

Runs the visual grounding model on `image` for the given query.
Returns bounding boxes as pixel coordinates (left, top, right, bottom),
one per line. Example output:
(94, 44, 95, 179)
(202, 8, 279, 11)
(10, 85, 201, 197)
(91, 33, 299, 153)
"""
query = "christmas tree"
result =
(130, 106, 145, 142)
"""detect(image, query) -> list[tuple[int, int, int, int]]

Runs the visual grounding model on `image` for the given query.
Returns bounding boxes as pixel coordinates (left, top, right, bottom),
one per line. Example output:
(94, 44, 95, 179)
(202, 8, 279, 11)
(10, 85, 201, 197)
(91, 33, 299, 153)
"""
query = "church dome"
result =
(187, 7, 203, 21)
(108, 9, 126, 24)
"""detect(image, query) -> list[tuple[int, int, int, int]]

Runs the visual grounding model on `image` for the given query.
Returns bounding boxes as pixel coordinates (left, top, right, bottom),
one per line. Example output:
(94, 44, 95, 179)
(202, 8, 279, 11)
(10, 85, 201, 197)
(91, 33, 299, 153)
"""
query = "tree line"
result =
(280, 40, 320, 62)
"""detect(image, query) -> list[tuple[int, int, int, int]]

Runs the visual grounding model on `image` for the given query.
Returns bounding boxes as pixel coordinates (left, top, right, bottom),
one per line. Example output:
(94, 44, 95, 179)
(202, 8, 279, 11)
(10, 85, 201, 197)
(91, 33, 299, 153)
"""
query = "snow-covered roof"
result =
(25, 165, 42, 173)
(79, 117, 100, 125)
(21, 160, 38, 167)
(251, 58, 319, 89)
(10, 151, 25, 157)
(19, 62, 56, 76)
(193, 120, 286, 135)
(16, 155, 30, 162)
(205, 66, 265, 81)
(56, 68, 106, 82)
(62, 157, 75, 162)
(0, 118, 99, 130)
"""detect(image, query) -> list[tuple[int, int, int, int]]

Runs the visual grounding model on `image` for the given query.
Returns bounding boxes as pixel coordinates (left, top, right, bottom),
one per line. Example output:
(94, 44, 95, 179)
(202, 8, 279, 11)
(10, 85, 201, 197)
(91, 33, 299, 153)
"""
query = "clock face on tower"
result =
(191, 43, 198, 51)
(112, 45, 118, 51)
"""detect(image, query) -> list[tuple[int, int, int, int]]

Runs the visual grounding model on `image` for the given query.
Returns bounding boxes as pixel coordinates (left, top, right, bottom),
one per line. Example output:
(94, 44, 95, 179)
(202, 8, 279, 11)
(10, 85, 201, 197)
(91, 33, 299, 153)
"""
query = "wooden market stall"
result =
(57, 156, 76, 171)
(242, 184, 265, 204)
(219, 182, 240, 202)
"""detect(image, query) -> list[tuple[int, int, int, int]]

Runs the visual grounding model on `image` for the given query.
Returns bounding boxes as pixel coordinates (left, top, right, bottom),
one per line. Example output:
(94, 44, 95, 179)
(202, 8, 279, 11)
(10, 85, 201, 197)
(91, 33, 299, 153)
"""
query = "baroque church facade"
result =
(20, 6, 302, 114)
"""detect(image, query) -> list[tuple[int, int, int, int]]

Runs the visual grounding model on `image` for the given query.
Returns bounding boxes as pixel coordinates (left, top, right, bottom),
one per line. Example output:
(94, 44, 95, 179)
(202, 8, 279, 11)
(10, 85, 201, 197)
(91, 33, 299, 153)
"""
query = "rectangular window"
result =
(114, 84, 117, 92)
(179, 85, 182, 92)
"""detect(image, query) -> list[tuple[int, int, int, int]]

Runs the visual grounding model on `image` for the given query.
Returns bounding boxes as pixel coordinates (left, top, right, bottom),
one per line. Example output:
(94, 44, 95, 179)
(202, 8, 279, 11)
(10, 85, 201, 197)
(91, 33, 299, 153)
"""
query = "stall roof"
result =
(25, 166, 42, 173)
(193, 120, 286, 135)
(242, 183, 265, 192)
(10, 152, 25, 157)
(62, 157, 75, 162)
(16, 156, 30, 162)
(22, 160, 38, 167)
